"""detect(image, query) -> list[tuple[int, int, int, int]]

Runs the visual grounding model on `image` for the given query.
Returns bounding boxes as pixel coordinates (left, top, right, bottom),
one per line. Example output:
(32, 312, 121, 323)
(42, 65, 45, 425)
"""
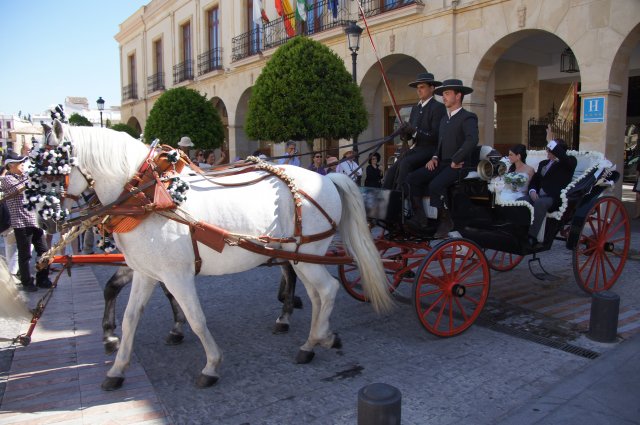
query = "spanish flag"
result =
(275, 0, 296, 37)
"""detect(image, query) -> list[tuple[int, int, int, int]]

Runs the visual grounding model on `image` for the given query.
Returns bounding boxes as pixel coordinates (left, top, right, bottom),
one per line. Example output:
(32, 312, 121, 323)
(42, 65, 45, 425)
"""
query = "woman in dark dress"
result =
(364, 152, 383, 188)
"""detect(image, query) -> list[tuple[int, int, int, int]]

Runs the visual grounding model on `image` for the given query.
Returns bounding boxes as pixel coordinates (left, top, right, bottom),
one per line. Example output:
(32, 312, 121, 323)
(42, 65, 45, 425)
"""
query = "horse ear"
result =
(53, 119, 65, 144)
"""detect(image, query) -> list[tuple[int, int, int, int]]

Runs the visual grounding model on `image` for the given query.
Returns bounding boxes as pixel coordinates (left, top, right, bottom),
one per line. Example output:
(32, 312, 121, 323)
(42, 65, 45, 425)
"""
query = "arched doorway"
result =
(210, 96, 229, 161)
(472, 30, 581, 154)
(127, 116, 142, 136)
(360, 54, 428, 170)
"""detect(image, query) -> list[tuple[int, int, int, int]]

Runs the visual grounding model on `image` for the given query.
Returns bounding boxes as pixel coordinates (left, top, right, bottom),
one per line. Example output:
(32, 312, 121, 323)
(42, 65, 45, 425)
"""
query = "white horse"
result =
(41, 120, 393, 390)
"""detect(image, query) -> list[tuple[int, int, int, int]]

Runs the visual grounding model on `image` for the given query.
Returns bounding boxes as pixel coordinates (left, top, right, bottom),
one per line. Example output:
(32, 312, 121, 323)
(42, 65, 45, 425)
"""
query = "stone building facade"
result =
(115, 0, 640, 172)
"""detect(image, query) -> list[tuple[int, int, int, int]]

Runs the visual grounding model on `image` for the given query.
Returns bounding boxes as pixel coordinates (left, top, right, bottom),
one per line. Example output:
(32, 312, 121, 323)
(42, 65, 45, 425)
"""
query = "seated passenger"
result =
(500, 143, 535, 202)
(406, 79, 479, 238)
(520, 138, 577, 247)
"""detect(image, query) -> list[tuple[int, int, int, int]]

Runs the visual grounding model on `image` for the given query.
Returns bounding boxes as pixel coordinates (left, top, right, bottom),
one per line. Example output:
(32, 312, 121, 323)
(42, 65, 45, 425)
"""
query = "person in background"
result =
(308, 152, 327, 175)
(195, 149, 206, 167)
(364, 152, 383, 188)
(178, 136, 194, 158)
(325, 156, 339, 173)
(278, 141, 301, 166)
(0, 152, 51, 292)
(336, 150, 362, 184)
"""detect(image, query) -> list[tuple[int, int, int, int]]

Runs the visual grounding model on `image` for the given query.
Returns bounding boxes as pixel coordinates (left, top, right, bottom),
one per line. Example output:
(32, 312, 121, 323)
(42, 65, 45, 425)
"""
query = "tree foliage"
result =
(246, 36, 367, 143)
(109, 123, 140, 139)
(144, 87, 224, 148)
(69, 113, 93, 127)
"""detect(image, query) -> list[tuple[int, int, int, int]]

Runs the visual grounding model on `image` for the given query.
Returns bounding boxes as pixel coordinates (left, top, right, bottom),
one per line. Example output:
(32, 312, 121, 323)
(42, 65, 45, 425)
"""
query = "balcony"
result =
(173, 60, 194, 84)
(198, 48, 223, 76)
(360, 0, 421, 18)
(122, 83, 138, 101)
(232, 0, 348, 62)
(147, 72, 165, 93)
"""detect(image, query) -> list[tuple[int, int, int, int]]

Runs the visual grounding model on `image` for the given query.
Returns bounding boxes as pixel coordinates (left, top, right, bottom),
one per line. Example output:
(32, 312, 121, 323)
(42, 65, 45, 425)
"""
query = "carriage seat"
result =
(490, 150, 612, 228)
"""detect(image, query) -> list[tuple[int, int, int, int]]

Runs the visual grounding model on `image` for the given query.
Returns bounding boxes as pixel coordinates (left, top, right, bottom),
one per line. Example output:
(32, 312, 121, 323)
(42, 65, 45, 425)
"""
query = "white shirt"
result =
(336, 159, 362, 181)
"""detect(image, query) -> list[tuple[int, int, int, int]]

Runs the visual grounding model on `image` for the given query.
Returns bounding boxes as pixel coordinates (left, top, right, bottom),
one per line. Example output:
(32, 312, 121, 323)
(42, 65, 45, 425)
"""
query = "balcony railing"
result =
(122, 83, 137, 101)
(173, 60, 194, 84)
(147, 72, 165, 93)
(198, 48, 223, 75)
(360, 0, 421, 18)
(232, 0, 348, 62)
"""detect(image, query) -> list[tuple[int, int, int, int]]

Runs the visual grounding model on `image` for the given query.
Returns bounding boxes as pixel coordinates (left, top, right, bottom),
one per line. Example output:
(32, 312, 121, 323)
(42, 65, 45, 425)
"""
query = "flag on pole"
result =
(295, 0, 308, 22)
(329, 0, 338, 19)
(277, 0, 296, 37)
(253, 0, 269, 26)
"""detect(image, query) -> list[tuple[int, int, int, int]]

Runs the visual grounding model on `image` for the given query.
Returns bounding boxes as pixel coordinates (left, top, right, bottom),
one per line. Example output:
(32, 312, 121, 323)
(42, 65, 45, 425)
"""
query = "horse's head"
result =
(24, 119, 92, 224)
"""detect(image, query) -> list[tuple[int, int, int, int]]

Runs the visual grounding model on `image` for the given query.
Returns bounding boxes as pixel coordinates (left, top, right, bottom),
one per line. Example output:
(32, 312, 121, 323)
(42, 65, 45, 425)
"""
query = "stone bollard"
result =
(587, 291, 620, 343)
(358, 383, 401, 425)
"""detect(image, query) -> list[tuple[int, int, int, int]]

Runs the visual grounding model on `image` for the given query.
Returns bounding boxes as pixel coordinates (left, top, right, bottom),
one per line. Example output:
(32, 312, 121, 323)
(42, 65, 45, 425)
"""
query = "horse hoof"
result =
(293, 296, 303, 309)
(101, 376, 125, 391)
(195, 373, 219, 388)
(296, 349, 315, 364)
(331, 334, 342, 349)
(272, 323, 290, 334)
(103, 338, 120, 355)
(165, 332, 184, 346)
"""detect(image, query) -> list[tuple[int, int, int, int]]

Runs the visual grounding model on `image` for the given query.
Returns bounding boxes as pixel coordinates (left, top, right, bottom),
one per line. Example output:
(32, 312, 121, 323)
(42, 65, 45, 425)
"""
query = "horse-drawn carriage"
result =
(6, 120, 628, 390)
(337, 147, 629, 337)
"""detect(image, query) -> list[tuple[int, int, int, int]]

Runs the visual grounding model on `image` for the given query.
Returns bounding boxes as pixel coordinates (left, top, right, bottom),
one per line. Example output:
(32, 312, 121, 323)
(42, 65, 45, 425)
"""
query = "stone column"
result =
(578, 89, 625, 196)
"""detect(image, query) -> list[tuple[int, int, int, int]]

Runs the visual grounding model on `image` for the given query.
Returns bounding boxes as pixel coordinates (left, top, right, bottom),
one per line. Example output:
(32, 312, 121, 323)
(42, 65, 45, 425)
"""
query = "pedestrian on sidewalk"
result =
(0, 152, 51, 292)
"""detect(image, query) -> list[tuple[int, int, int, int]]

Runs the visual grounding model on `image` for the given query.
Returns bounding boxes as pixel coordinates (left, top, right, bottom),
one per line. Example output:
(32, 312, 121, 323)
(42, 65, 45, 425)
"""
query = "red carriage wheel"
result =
(338, 240, 425, 302)
(484, 249, 523, 271)
(572, 196, 630, 293)
(413, 238, 490, 337)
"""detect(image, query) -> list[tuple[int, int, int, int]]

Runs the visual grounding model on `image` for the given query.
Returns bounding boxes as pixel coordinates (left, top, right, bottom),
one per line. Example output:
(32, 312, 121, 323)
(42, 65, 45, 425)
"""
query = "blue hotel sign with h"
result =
(583, 97, 605, 123)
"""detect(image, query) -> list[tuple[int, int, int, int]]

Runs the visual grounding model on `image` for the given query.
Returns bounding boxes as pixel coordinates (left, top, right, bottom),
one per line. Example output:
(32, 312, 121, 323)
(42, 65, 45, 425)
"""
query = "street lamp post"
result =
(345, 20, 363, 159)
(96, 96, 105, 127)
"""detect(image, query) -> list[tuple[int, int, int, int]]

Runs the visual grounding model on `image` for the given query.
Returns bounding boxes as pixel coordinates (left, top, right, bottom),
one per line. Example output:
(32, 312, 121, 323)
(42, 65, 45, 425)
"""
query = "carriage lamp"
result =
(96, 96, 105, 127)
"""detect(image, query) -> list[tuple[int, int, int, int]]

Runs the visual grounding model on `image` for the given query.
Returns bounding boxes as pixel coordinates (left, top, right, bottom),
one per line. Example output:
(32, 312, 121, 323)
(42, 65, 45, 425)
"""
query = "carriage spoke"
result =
(454, 297, 470, 321)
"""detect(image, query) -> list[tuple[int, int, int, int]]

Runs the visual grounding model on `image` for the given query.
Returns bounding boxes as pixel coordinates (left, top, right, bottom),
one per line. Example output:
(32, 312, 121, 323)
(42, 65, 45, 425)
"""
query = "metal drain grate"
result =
(477, 318, 600, 360)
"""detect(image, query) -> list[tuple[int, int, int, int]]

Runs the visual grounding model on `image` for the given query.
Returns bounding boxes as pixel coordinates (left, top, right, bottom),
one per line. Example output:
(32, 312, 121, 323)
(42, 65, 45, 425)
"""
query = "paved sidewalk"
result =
(0, 267, 168, 425)
(497, 333, 640, 424)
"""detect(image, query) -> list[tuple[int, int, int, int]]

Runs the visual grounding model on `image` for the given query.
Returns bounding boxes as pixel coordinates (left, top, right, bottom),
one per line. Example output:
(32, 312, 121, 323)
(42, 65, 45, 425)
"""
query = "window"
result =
(207, 7, 219, 52)
(154, 38, 163, 74)
(181, 21, 192, 63)
(6, 121, 11, 129)
(128, 53, 136, 86)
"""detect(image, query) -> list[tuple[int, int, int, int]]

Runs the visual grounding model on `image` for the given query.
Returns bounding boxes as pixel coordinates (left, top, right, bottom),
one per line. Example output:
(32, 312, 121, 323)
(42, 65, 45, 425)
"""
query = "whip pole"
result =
(354, 0, 404, 123)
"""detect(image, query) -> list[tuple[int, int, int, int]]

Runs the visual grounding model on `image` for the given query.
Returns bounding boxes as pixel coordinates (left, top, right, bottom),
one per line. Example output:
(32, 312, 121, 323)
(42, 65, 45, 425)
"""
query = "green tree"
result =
(110, 123, 140, 139)
(69, 113, 93, 127)
(144, 87, 224, 148)
(246, 36, 367, 143)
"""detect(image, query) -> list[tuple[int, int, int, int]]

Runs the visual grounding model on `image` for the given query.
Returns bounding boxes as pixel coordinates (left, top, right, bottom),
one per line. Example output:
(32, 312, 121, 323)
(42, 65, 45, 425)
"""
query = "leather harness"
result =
(69, 147, 351, 275)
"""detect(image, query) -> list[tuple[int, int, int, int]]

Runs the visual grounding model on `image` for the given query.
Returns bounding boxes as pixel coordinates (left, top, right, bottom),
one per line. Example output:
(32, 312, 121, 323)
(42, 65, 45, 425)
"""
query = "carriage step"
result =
(528, 257, 562, 281)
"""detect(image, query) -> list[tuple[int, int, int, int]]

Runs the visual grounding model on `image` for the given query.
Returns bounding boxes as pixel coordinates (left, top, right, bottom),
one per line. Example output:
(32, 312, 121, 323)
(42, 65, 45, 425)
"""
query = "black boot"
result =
(20, 277, 37, 293)
(433, 207, 454, 239)
(405, 196, 430, 233)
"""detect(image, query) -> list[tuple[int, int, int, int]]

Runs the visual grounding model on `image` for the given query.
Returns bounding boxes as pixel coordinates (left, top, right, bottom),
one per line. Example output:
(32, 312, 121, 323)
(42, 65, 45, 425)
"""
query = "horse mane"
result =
(66, 125, 149, 181)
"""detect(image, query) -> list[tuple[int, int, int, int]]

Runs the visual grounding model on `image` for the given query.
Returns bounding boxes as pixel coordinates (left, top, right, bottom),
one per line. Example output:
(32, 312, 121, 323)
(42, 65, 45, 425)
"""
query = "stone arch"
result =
(233, 87, 253, 160)
(210, 96, 229, 160)
(126, 116, 142, 136)
(471, 29, 580, 151)
(359, 54, 428, 168)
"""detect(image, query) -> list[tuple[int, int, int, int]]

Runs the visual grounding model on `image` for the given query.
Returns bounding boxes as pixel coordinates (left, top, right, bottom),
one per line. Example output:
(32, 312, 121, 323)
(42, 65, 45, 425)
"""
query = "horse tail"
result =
(0, 258, 32, 321)
(326, 173, 394, 314)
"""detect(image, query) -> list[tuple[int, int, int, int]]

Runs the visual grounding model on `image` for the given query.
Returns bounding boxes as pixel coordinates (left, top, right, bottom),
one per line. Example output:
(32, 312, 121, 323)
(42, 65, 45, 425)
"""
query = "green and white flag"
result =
(296, 0, 308, 21)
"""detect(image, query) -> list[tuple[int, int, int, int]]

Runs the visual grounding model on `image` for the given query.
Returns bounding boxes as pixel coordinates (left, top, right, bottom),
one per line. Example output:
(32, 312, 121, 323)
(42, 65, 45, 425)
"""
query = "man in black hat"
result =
(406, 79, 479, 238)
(383, 72, 446, 190)
(522, 134, 576, 247)
(0, 152, 51, 292)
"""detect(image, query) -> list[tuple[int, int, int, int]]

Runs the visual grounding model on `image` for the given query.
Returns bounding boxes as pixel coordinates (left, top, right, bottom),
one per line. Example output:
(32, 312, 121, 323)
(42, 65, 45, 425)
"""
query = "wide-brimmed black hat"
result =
(434, 79, 474, 96)
(4, 151, 28, 166)
(408, 72, 442, 88)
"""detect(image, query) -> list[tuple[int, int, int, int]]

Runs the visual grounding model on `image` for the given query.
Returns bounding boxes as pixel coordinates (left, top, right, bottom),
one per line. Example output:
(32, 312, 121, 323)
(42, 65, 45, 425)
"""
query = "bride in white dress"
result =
(498, 144, 535, 203)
